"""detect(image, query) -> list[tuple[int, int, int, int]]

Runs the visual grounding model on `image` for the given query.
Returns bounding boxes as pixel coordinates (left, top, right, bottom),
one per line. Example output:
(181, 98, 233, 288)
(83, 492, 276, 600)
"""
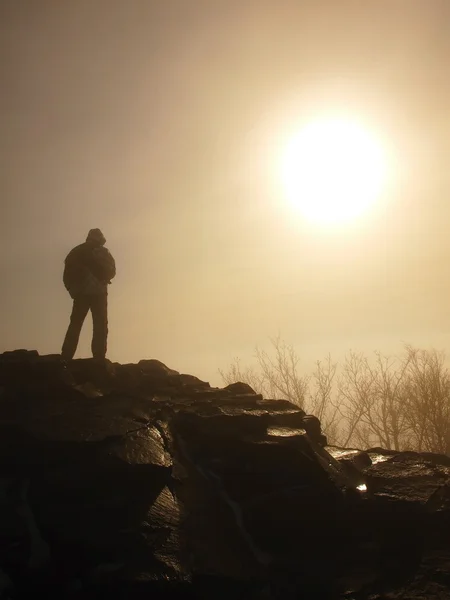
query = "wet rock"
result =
(366, 447, 398, 460)
(0, 568, 14, 600)
(0, 430, 181, 595)
(0, 349, 40, 385)
(114, 363, 144, 391)
(0, 349, 39, 360)
(0, 352, 74, 392)
(223, 382, 257, 395)
(395, 450, 450, 468)
(261, 407, 305, 428)
(219, 392, 264, 403)
(329, 448, 373, 471)
(172, 407, 358, 589)
(32, 353, 66, 369)
(365, 455, 450, 502)
(301, 414, 326, 446)
(187, 388, 263, 403)
(68, 358, 117, 389)
(178, 374, 210, 389)
(138, 359, 179, 378)
(363, 446, 450, 467)
(0, 352, 449, 598)
(74, 381, 104, 398)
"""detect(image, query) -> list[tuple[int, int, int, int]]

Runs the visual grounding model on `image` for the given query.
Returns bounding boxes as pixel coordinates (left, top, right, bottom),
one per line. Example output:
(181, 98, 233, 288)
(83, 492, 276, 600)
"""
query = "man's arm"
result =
(63, 248, 79, 291)
(92, 247, 116, 283)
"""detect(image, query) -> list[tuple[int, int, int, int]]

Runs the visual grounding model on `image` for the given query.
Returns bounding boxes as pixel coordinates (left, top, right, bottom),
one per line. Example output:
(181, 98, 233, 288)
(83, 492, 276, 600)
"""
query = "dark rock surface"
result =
(0, 350, 449, 599)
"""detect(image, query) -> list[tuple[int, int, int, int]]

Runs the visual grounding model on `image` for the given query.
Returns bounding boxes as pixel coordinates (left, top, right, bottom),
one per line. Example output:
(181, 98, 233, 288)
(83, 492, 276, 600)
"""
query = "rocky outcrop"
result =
(0, 350, 449, 599)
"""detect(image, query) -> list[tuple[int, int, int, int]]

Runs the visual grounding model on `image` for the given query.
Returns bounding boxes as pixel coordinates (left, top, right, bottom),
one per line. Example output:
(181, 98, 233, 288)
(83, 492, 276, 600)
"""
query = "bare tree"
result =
(220, 340, 450, 454)
(254, 336, 309, 407)
(402, 345, 450, 454)
(308, 355, 341, 444)
(337, 350, 412, 450)
(336, 351, 375, 447)
(218, 357, 266, 396)
(219, 336, 309, 406)
(219, 337, 341, 442)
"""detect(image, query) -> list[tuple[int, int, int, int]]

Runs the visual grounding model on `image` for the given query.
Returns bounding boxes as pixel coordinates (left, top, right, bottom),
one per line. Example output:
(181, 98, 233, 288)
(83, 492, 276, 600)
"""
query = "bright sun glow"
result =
(280, 117, 388, 225)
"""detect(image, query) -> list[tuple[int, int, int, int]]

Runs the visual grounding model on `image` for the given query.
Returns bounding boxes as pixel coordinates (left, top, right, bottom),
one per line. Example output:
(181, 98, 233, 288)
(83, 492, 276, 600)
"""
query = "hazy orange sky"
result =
(2, 0, 450, 385)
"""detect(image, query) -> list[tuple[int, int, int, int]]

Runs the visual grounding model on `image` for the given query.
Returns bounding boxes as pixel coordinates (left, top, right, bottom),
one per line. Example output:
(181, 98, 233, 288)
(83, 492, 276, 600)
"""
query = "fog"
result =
(2, 1, 449, 384)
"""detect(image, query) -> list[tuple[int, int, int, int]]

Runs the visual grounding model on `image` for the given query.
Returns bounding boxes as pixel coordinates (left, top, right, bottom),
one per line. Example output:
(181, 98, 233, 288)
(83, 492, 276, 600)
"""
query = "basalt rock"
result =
(223, 381, 257, 395)
(0, 350, 449, 599)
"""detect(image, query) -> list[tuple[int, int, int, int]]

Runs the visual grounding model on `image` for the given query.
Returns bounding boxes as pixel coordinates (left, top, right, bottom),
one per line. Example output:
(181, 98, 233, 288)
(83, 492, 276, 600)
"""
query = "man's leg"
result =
(61, 297, 90, 360)
(90, 294, 108, 359)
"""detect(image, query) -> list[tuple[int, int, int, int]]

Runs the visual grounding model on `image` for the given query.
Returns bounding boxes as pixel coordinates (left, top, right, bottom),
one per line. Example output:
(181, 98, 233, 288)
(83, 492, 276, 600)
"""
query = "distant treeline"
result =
(220, 336, 450, 455)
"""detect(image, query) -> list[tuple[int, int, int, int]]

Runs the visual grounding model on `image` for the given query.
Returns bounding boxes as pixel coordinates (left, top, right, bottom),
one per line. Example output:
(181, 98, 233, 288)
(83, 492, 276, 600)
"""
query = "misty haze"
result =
(2, 0, 450, 383)
(1, 1, 450, 599)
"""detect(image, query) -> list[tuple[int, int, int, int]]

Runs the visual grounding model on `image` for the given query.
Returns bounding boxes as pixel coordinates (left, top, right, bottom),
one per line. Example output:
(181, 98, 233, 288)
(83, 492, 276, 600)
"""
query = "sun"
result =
(280, 117, 388, 225)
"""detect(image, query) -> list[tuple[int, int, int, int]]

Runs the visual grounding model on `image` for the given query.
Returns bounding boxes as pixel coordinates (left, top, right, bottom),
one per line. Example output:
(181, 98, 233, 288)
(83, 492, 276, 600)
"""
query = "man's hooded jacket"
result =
(63, 229, 116, 298)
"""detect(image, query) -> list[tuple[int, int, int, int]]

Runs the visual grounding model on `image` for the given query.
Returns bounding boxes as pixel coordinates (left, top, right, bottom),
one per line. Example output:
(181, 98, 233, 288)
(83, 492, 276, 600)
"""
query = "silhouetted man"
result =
(61, 229, 116, 361)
